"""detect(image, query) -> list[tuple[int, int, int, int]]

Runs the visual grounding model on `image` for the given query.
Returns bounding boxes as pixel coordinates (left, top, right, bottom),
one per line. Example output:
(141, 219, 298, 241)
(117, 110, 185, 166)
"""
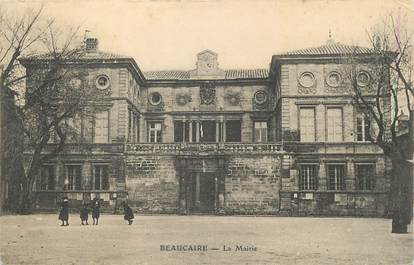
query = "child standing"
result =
(122, 202, 134, 225)
(80, 203, 89, 225)
(58, 197, 70, 226)
(91, 199, 101, 225)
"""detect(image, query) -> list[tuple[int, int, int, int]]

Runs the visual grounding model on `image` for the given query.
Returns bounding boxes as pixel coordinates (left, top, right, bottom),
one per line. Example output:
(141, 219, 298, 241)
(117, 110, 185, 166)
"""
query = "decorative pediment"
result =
(190, 50, 225, 79)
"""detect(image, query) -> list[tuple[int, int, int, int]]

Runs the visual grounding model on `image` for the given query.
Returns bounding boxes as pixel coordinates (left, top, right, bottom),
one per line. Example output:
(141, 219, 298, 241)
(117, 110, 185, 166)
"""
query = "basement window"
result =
(299, 164, 317, 190)
(39, 165, 55, 191)
(94, 165, 109, 190)
(327, 164, 345, 191)
(356, 164, 375, 190)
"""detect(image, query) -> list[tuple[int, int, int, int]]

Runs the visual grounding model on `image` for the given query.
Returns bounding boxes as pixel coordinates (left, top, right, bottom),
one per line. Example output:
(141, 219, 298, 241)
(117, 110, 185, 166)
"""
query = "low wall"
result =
(125, 156, 178, 214)
(279, 191, 390, 217)
(223, 155, 282, 215)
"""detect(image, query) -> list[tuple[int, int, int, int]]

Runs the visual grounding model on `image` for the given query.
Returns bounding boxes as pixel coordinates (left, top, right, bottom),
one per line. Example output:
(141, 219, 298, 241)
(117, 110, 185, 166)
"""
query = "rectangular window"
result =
(200, 121, 216, 142)
(174, 121, 185, 142)
(226, 120, 241, 142)
(128, 110, 132, 142)
(94, 165, 109, 190)
(299, 108, 315, 142)
(327, 108, 343, 142)
(327, 164, 345, 190)
(148, 122, 162, 143)
(132, 113, 136, 143)
(94, 111, 109, 143)
(135, 116, 140, 143)
(300, 164, 318, 190)
(66, 114, 81, 143)
(82, 113, 94, 143)
(357, 116, 370, 142)
(253, 121, 268, 143)
(356, 164, 375, 190)
(39, 165, 55, 190)
(65, 165, 82, 191)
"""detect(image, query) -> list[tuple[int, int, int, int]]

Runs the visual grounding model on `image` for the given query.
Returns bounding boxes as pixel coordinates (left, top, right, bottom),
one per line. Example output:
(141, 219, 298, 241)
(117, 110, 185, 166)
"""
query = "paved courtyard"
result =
(0, 214, 413, 265)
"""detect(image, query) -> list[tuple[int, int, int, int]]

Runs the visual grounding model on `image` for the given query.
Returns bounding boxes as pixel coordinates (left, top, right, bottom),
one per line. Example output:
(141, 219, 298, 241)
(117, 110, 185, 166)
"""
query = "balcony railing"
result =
(125, 143, 284, 155)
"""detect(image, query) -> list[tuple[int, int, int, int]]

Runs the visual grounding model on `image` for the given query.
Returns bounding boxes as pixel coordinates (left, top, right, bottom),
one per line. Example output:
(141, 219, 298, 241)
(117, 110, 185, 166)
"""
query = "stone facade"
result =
(125, 156, 178, 213)
(224, 156, 282, 215)
(21, 39, 391, 217)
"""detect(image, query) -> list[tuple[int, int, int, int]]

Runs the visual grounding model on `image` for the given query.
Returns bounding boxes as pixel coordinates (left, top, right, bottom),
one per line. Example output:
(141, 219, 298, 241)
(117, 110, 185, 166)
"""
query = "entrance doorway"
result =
(186, 173, 216, 213)
(178, 158, 224, 214)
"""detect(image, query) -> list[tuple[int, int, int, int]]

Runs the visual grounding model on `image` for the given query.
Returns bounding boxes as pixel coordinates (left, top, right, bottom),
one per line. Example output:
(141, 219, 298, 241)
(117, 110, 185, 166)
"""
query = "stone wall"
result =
(280, 191, 389, 217)
(32, 152, 125, 211)
(125, 155, 178, 213)
(278, 150, 390, 217)
(223, 155, 282, 214)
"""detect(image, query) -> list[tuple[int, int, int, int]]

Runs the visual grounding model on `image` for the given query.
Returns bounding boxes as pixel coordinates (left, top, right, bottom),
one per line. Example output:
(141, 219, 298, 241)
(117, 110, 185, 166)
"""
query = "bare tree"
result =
(0, 7, 92, 213)
(343, 13, 413, 233)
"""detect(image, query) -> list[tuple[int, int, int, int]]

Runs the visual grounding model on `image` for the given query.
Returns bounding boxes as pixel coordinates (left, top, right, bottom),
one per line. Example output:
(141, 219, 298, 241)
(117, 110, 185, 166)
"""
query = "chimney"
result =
(85, 38, 98, 52)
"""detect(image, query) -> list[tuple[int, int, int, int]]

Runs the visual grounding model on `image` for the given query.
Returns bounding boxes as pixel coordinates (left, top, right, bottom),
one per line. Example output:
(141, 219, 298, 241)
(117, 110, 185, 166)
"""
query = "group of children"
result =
(58, 197, 135, 226)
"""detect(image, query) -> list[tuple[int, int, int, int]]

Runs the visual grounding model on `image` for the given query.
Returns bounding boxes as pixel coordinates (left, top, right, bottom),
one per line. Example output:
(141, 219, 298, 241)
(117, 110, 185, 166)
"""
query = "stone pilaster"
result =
(346, 158, 355, 190)
(82, 161, 92, 190)
(318, 160, 327, 190)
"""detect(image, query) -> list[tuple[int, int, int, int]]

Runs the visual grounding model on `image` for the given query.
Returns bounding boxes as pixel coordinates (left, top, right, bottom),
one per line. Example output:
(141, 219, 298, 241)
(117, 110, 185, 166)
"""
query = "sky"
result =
(1, 0, 414, 71)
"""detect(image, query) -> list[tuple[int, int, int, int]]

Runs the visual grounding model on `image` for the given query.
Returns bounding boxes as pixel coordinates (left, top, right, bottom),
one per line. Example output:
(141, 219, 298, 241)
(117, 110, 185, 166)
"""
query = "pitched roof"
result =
(21, 49, 132, 62)
(144, 70, 191, 80)
(144, 69, 269, 80)
(197, 49, 218, 56)
(278, 41, 374, 57)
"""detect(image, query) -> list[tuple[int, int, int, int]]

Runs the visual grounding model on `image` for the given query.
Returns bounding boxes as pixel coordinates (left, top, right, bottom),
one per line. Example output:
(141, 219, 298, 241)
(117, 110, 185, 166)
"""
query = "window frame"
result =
(225, 119, 242, 143)
(148, 121, 163, 143)
(327, 163, 346, 191)
(253, 120, 268, 143)
(64, 164, 82, 191)
(299, 164, 318, 191)
(356, 115, 371, 142)
(299, 107, 316, 142)
(355, 163, 376, 190)
(326, 107, 343, 142)
(39, 165, 55, 191)
(94, 110, 110, 144)
(93, 164, 110, 190)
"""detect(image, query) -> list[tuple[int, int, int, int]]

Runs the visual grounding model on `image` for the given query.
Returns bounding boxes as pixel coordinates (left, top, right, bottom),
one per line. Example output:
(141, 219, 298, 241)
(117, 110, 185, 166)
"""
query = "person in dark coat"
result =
(122, 202, 134, 225)
(80, 203, 89, 225)
(91, 199, 101, 225)
(58, 197, 69, 226)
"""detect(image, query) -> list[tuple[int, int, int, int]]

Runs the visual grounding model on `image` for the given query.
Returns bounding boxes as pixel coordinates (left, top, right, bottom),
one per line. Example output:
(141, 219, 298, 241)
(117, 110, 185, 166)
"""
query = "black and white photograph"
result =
(0, 0, 413, 264)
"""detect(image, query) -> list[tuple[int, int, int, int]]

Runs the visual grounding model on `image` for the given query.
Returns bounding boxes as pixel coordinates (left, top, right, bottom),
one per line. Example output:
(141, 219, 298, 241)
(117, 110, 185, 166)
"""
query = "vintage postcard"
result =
(0, 0, 413, 264)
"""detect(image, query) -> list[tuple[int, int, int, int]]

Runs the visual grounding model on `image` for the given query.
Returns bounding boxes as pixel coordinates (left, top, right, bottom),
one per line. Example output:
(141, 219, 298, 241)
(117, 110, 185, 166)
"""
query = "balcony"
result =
(25, 143, 125, 155)
(282, 141, 383, 154)
(125, 143, 284, 155)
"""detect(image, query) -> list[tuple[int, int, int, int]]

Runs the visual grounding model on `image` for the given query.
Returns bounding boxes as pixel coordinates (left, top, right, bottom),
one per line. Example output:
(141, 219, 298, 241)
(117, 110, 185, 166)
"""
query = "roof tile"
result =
(278, 42, 374, 57)
(144, 69, 269, 80)
(22, 49, 132, 61)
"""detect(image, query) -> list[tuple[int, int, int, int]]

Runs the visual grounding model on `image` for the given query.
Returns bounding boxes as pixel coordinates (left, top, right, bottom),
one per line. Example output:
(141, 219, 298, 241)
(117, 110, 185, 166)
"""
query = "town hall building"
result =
(21, 38, 390, 216)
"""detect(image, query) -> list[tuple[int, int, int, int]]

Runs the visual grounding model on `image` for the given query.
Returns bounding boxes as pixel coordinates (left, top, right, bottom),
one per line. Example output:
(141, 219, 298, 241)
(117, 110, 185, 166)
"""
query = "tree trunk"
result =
(1, 87, 26, 213)
(390, 158, 412, 233)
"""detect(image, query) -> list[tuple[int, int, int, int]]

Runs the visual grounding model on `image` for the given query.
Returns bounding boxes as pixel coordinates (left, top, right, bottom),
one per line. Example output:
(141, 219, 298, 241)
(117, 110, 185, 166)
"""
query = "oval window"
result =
(299, 72, 315, 88)
(254, 90, 268, 105)
(149, 92, 162, 105)
(326, 71, 342, 87)
(95, 75, 110, 90)
(357, 71, 371, 87)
